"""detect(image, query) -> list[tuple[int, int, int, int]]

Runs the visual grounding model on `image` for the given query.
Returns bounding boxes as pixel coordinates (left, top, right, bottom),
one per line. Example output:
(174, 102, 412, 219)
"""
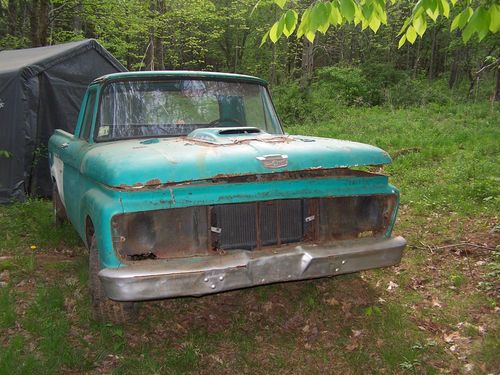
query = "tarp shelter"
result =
(0, 39, 126, 203)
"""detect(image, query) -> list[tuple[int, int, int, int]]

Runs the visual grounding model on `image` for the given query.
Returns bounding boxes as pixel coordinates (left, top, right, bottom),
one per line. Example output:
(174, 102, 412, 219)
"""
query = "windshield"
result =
(95, 79, 283, 141)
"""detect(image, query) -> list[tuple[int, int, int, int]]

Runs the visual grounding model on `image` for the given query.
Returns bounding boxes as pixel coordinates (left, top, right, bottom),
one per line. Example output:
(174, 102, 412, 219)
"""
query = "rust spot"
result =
(145, 178, 161, 186)
(110, 168, 383, 191)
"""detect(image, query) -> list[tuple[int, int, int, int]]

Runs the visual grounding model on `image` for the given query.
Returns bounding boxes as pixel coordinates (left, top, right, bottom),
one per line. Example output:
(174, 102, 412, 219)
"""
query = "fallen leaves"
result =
(324, 297, 340, 306)
(0, 269, 10, 287)
(431, 298, 442, 308)
(345, 341, 359, 352)
(443, 331, 462, 344)
(351, 329, 364, 338)
(387, 281, 399, 291)
(341, 301, 352, 318)
(344, 329, 366, 352)
(263, 301, 273, 312)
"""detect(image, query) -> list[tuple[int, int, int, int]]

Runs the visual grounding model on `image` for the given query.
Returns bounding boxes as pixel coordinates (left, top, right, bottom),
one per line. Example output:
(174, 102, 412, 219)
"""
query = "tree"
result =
(261, 0, 499, 47)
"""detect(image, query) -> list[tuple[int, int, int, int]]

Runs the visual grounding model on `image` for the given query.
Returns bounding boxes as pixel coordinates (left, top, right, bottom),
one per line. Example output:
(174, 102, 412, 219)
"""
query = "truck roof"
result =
(93, 70, 268, 86)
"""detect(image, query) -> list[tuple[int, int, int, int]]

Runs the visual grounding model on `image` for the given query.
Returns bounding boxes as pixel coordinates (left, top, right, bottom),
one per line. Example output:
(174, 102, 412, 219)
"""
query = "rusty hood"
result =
(81, 129, 392, 188)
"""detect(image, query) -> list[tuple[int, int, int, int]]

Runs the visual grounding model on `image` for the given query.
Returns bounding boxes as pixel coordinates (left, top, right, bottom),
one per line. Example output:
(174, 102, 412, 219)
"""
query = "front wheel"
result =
(89, 236, 138, 324)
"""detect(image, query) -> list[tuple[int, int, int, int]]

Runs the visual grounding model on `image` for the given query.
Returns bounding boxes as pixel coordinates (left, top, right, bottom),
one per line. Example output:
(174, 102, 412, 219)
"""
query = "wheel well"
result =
(85, 216, 95, 248)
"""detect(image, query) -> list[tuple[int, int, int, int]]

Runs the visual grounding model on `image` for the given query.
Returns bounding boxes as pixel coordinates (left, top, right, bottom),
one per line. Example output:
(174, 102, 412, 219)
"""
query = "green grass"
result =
(286, 103, 499, 216)
(0, 102, 498, 374)
(0, 287, 16, 328)
(0, 198, 81, 250)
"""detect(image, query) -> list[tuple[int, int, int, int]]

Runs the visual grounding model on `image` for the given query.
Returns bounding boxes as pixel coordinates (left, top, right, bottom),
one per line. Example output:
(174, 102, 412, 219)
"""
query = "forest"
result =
(0, 1, 499, 374)
(1, 0, 498, 100)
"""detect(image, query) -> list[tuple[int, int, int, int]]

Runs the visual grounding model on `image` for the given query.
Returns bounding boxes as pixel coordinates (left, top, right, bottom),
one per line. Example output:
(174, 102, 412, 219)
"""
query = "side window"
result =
(80, 91, 97, 141)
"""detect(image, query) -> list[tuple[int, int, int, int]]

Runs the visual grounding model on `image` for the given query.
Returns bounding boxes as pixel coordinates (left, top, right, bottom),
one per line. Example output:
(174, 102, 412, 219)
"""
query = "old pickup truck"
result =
(48, 71, 406, 323)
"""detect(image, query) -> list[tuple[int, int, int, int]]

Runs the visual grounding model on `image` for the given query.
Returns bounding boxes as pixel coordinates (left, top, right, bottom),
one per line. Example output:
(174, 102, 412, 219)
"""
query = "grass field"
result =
(0, 102, 498, 374)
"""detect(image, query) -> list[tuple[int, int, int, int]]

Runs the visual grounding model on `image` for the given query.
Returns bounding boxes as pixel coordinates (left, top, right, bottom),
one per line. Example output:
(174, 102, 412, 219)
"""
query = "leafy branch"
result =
(0, 150, 12, 159)
(260, 0, 499, 47)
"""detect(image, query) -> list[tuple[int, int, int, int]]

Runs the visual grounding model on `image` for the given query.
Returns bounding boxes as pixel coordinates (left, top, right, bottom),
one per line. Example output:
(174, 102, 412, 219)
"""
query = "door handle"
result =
(59, 142, 69, 149)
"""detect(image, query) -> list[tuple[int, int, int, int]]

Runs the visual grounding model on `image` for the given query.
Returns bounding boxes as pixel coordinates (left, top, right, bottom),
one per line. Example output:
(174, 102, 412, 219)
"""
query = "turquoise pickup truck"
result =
(48, 71, 406, 323)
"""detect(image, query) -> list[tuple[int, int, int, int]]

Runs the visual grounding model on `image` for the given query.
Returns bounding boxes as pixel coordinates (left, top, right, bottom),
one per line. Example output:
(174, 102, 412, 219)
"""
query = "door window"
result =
(80, 91, 97, 141)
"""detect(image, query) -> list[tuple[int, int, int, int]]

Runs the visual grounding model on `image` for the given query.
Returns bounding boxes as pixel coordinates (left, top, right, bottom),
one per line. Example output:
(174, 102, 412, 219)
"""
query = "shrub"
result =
(312, 66, 382, 106)
(272, 63, 493, 125)
(385, 77, 454, 108)
(271, 81, 310, 124)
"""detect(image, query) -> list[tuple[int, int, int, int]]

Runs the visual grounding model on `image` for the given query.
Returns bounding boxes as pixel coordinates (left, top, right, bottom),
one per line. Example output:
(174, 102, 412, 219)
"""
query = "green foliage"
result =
(385, 77, 454, 107)
(273, 63, 485, 123)
(0, 35, 30, 50)
(263, 0, 499, 46)
(273, 66, 385, 123)
(0, 150, 12, 158)
(314, 66, 384, 105)
(1, 0, 497, 94)
(449, 272, 465, 288)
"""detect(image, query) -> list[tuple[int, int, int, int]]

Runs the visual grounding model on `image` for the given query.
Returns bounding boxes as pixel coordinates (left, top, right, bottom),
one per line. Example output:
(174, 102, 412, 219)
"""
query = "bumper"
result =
(99, 236, 406, 301)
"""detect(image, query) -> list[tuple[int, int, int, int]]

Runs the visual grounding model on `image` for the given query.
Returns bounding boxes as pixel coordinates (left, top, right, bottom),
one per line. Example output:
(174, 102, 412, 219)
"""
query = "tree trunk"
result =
(29, 0, 49, 46)
(39, 0, 49, 45)
(413, 37, 421, 79)
(235, 31, 248, 73)
(219, 34, 233, 72)
(8, 0, 17, 35)
(428, 26, 438, 80)
(73, 0, 83, 34)
(286, 36, 299, 78)
(494, 67, 500, 102)
(145, 0, 156, 70)
(0, 2, 3, 34)
(30, 0, 40, 46)
(270, 42, 276, 86)
(154, 0, 165, 70)
(349, 28, 356, 63)
(448, 47, 460, 89)
(300, 37, 314, 89)
(405, 43, 410, 70)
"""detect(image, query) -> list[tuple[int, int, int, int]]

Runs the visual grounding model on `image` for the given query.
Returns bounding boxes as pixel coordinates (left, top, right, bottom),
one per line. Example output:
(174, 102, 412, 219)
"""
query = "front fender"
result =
(79, 186, 124, 268)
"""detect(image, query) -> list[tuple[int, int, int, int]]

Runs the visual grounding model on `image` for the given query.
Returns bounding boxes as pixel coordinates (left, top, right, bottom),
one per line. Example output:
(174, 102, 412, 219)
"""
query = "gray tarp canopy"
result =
(0, 39, 126, 203)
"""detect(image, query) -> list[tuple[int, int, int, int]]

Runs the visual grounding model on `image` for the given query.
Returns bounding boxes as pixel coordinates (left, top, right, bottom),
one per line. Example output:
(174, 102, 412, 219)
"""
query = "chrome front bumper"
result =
(99, 236, 406, 301)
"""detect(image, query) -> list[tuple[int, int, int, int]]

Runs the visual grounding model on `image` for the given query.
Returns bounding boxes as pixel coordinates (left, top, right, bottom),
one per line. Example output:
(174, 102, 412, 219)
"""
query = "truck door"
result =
(54, 86, 98, 226)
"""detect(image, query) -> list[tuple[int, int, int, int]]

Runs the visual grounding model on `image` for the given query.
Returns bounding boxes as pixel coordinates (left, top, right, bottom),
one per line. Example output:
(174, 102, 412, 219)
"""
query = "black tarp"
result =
(0, 39, 126, 203)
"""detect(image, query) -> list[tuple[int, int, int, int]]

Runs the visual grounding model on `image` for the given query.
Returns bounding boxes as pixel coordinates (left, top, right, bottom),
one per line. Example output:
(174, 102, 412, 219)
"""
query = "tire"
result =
(89, 236, 138, 324)
(52, 184, 67, 227)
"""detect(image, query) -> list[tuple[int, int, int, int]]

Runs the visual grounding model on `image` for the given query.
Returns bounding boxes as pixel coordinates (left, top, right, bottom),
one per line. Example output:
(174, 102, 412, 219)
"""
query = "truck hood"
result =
(81, 130, 391, 188)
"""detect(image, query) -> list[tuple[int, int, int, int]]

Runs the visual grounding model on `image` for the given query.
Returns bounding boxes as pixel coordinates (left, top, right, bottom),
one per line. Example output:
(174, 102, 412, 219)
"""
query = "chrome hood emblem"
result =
(256, 154, 288, 169)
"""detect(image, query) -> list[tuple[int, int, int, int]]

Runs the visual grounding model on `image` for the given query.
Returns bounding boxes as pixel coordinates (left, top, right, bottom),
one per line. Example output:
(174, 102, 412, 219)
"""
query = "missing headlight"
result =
(112, 206, 209, 261)
(126, 212, 156, 250)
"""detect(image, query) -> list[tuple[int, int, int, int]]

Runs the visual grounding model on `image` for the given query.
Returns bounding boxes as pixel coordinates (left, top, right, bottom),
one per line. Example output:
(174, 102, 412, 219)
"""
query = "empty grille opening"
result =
(319, 196, 392, 240)
(112, 195, 396, 261)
